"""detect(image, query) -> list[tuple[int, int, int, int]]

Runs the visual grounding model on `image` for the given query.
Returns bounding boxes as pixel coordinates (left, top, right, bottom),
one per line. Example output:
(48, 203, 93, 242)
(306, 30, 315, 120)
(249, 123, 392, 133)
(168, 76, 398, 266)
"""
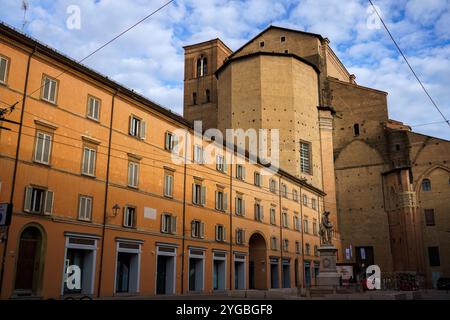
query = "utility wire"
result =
(368, 0, 450, 129)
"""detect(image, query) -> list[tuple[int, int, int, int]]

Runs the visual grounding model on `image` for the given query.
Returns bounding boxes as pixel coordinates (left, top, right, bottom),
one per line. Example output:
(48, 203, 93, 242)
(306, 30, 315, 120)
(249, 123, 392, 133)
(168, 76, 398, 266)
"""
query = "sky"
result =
(1, 0, 449, 140)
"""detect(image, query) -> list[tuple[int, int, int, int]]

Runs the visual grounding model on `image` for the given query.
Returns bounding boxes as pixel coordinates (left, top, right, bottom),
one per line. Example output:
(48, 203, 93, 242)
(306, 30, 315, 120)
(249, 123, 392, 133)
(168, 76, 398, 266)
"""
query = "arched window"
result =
(422, 179, 431, 191)
(196, 56, 207, 77)
(353, 123, 360, 136)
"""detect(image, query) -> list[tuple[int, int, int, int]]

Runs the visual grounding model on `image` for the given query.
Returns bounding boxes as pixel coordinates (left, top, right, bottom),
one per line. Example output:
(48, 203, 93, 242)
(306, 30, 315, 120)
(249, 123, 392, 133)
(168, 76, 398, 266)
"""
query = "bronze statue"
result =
(319, 211, 333, 245)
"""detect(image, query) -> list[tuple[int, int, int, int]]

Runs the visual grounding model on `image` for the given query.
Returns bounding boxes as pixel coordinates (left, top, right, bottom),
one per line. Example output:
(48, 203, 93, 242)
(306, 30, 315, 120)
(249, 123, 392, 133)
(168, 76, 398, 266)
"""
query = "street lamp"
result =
(112, 204, 121, 217)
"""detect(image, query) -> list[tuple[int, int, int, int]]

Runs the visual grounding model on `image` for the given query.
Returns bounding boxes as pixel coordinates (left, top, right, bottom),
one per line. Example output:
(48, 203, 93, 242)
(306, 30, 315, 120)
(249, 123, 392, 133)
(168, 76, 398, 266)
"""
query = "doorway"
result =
(282, 258, 291, 288)
(115, 241, 141, 294)
(248, 233, 267, 290)
(234, 253, 246, 289)
(14, 226, 44, 296)
(156, 245, 176, 295)
(188, 249, 204, 292)
(212, 251, 226, 291)
(304, 261, 311, 287)
(270, 257, 279, 289)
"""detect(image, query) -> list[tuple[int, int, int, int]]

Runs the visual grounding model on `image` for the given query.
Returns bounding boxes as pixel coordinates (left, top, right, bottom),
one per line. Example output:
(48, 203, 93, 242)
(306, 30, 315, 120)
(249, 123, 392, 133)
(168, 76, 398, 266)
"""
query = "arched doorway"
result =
(14, 226, 44, 296)
(248, 233, 267, 290)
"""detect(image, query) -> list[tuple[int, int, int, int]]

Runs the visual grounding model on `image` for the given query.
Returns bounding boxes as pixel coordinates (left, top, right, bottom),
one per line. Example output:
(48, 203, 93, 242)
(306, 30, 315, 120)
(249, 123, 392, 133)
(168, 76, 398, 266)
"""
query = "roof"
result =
(0, 22, 325, 195)
(183, 38, 233, 53)
(215, 51, 321, 77)
(228, 25, 324, 60)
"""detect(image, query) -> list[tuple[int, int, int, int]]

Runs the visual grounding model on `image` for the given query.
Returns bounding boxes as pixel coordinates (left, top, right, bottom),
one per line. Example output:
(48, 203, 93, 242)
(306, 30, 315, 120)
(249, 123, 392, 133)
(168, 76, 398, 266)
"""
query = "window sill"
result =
(123, 225, 137, 229)
(81, 173, 96, 179)
(33, 160, 51, 167)
(164, 194, 173, 199)
(41, 98, 58, 106)
(127, 185, 139, 190)
(78, 218, 92, 223)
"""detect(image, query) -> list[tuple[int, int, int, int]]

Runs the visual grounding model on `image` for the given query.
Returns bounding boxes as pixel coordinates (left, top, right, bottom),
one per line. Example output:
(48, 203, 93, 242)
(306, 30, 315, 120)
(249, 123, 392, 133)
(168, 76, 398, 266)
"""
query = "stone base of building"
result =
(317, 244, 341, 287)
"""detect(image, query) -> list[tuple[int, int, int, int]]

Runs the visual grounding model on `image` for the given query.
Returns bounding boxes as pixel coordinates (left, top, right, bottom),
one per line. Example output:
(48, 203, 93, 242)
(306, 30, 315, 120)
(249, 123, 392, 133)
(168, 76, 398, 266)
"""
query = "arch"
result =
(414, 164, 450, 193)
(13, 223, 47, 297)
(196, 55, 207, 77)
(248, 232, 267, 290)
(335, 139, 385, 168)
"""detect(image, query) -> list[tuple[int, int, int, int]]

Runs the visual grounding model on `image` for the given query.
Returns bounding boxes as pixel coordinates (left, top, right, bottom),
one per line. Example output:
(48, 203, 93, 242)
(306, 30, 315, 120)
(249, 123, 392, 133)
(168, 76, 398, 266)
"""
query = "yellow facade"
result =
(0, 24, 326, 299)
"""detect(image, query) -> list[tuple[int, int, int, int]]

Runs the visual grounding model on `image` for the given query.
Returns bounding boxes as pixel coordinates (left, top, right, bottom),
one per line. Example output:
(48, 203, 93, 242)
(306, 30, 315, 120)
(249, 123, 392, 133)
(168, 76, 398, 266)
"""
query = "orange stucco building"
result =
(0, 23, 330, 299)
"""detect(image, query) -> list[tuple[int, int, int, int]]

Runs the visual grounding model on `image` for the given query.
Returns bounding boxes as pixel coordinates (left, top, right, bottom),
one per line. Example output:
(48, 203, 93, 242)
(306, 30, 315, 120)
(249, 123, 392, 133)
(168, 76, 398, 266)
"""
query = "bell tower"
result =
(183, 39, 232, 130)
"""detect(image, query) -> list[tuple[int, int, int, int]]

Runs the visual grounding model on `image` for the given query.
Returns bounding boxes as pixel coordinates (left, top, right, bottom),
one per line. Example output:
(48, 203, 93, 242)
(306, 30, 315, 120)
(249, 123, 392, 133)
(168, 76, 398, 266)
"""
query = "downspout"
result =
(0, 46, 35, 294)
(228, 154, 233, 291)
(299, 186, 305, 289)
(278, 177, 283, 285)
(97, 89, 118, 298)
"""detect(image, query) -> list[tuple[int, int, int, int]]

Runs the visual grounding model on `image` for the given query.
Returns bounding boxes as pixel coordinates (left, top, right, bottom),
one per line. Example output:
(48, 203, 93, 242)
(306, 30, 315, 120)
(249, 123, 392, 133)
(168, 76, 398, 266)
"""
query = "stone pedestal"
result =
(316, 245, 340, 287)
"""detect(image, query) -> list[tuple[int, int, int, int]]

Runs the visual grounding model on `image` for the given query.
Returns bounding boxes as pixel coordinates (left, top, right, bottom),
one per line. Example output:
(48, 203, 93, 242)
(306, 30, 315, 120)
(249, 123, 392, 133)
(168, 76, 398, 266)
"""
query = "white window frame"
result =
(82, 147, 96, 176)
(123, 206, 136, 228)
(78, 195, 93, 221)
(235, 229, 245, 245)
(161, 213, 177, 234)
(282, 212, 289, 228)
(270, 207, 276, 225)
(191, 220, 205, 238)
(269, 179, 276, 193)
(271, 237, 278, 251)
(215, 190, 227, 211)
(87, 96, 100, 121)
(192, 183, 206, 206)
(164, 173, 174, 197)
(128, 161, 139, 188)
(235, 196, 245, 216)
(254, 203, 263, 222)
(254, 172, 261, 186)
(129, 115, 146, 139)
(24, 185, 53, 215)
(300, 141, 311, 174)
(0, 55, 9, 84)
(236, 164, 245, 180)
(194, 145, 205, 164)
(165, 131, 178, 151)
(34, 131, 52, 165)
(215, 224, 226, 242)
(42, 75, 58, 104)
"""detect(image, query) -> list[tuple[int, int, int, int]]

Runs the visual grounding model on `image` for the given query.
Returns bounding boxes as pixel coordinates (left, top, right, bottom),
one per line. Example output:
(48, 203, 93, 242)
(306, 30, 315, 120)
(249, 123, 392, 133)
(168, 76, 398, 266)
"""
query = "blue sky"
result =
(1, 0, 449, 140)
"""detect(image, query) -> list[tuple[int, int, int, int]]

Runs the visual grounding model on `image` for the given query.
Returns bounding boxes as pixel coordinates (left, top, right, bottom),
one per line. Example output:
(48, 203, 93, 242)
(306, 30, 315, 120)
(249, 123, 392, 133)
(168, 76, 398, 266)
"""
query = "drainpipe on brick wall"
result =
(97, 89, 118, 298)
(228, 155, 233, 291)
(0, 47, 35, 294)
(299, 186, 305, 289)
(278, 177, 283, 283)
(180, 130, 188, 294)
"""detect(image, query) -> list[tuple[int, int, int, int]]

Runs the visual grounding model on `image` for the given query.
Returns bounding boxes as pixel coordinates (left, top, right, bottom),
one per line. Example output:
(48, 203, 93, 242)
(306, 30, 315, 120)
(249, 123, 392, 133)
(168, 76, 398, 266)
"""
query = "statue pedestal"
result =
(316, 245, 340, 287)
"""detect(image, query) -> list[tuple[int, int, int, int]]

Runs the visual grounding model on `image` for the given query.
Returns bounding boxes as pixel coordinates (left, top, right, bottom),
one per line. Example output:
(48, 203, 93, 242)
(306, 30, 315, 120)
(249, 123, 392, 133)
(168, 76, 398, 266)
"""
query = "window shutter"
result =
(128, 163, 133, 186)
(86, 197, 92, 220)
(50, 80, 56, 102)
(168, 175, 173, 196)
(192, 184, 196, 204)
(134, 163, 139, 187)
(161, 214, 166, 233)
(123, 207, 127, 226)
(129, 116, 133, 135)
(242, 199, 245, 216)
(35, 133, 43, 162)
(223, 227, 226, 241)
(201, 186, 206, 205)
(171, 215, 177, 234)
(215, 225, 219, 241)
(200, 222, 205, 238)
(89, 150, 96, 175)
(44, 190, 54, 215)
(43, 134, 51, 163)
(165, 132, 170, 150)
(235, 197, 238, 214)
(191, 220, 195, 237)
(223, 155, 227, 173)
(242, 230, 246, 244)
(223, 193, 228, 211)
(215, 191, 219, 210)
(254, 204, 258, 220)
(216, 155, 220, 171)
(24, 186, 33, 212)
(79, 197, 86, 219)
(260, 205, 264, 220)
(172, 134, 179, 151)
(242, 166, 246, 180)
(140, 121, 147, 140)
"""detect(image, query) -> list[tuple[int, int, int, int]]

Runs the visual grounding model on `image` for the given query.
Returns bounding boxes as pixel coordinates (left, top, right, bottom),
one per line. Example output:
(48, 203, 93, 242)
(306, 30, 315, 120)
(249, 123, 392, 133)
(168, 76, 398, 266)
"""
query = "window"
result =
(314, 245, 319, 256)
(293, 189, 298, 202)
(313, 220, 318, 235)
(254, 172, 261, 186)
(41, 75, 58, 104)
(353, 123, 360, 136)
(215, 225, 226, 242)
(284, 49, 289, 54)
(300, 141, 311, 174)
(422, 179, 431, 191)
(196, 57, 207, 77)
(271, 237, 278, 250)
(192, 92, 197, 105)
(78, 195, 92, 221)
(164, 174, 174, 197)
(294, 215, 300, 231)
(305, 243, 311, 256)
(235, 196, 245, 216)
(161, 213, 177, 234)
(216, 155, 226, 173)
(428, 247, 440, 266)
(424, 209, 435, 226)
(128, 162, 139, 188)
(236, 164, 245, 180)
(304, 218, 309, 234)
(236, 229, 245, 245)
(269, 179, 276, 193)
(270, 207, 276, 225)
(34, 131, 52, 164)
(123, 206, 136, 228)
(254, 202, 263, 221)
(259, 41, 265, 48)
(311, 198, 316, 210)
(87, 96, 100, 121)
(194, 145, 205, 164)
(24, 186, 53, 215)
(192, 183, 206, 205)
(165, 132, 178, 151)
(281, 184, 287, 198)
(0, 56, 9, 84)
(280, 36, 286, 42)
(303, 194, 308, 206)
(283, 239, 289, 252)
(295, 241, 301, 254)
(215, 190, 227, 211)
(282, 212, 289, 228)
(205, 89, 210, 103)
(191, 220, 205, 238)
(82, 147, 96, 176)
(129, 115, 146, 139)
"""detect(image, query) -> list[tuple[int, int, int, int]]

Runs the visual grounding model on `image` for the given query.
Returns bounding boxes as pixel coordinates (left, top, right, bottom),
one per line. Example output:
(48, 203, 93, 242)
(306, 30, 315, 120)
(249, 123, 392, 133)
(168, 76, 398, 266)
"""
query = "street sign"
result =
(0, 203, 12, 226)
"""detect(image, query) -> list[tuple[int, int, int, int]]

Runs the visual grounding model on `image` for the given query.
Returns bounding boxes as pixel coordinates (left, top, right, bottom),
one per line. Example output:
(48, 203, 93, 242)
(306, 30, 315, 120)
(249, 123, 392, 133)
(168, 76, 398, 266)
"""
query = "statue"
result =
(319, 211, 333, 245)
